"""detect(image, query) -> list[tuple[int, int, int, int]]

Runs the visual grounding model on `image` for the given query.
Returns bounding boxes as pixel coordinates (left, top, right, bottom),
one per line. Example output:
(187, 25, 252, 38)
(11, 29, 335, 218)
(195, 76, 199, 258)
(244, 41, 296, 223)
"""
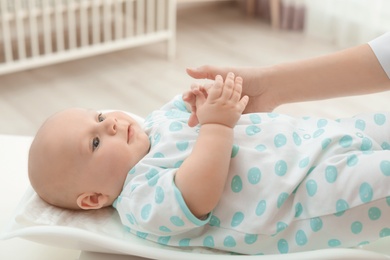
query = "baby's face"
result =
(49, 108, 150, 202)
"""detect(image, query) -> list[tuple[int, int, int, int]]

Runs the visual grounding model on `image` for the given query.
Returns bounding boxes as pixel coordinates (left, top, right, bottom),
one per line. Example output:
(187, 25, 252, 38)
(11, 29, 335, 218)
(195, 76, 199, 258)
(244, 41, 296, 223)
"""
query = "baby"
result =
(29, 73, 390, 255)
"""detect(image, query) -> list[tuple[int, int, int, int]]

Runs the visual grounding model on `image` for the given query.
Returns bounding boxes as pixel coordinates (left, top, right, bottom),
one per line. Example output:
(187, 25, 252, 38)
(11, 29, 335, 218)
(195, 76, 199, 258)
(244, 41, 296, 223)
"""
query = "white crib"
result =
(0, 0, 176, 76)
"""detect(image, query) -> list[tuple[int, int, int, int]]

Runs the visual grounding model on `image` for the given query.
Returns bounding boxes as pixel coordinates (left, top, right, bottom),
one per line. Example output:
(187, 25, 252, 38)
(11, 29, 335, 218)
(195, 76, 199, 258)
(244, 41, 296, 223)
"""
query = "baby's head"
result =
(28, 108, 150, 210)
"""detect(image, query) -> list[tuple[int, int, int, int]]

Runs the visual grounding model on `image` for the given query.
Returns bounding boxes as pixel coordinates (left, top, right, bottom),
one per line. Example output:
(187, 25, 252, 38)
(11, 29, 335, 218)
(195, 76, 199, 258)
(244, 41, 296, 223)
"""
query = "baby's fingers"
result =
(208, 75, 224, 100)
(238, 95, 249, 113)
(231, 76, 243, 102)
(221, 72, 235, 100)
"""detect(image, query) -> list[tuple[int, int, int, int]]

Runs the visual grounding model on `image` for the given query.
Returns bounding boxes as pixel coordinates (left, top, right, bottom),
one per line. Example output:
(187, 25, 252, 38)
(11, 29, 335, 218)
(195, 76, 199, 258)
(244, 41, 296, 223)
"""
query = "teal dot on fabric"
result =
(382, 142, 390, 150)
(339, 135, 353, 148)
(170, 216, 185, 227)
(246, 125, 261, 136)
(347, 154, 359, 167)
(380, 228, 390, 237)
(317, 119, 328, 128)
(250, 114, 262, 124)
(136, 231, 148, 239)
(148, 174, 159, 187)
(179, 238, 191, 247)
(351, 221, 363, 234)
(335, 199, 349, 216)
(276, 222, 288, 234)
(169, 122, 183, 132)
(275, 160, 288, 176)
(231, 175, 243, 193)
(174, 100, 187, 111)
(174, 160, 183, 168)
(322, 138, 332, 150)
(298, 157, 309, 169)
(224, 236, 236, 248)
(277, 192, 289, 208)
(141, 204, 152, 220)
(146, 168, 159, 180)
(256, 200, 267, 216)
(129, 168, 136, 174)
(158, 236, 171, 245)
(295, 230, 308, 246)
(368, 207, 381, 220)
(295, 203, 303, 217)
(268, 113, 279, 118)
(209, 216, 221, 227)
(159, 226, 171, 232)
(255, 144, 267, 151)
(306, 179, 317, 197)
(153, 152, 164, 158)
(358, 241, 370, 246)
(359, 182, 373, 203)
(303, 134, 311, 140)
(176, 141, 189, 151)
(325, 166, 338, 183)
(203, 236, 215, 247)
(153, 133, 161, 146)
(248, 167, 261, 184)
(245, 234, 258, 244)
(360, 137, 372, 151)
(313, 129, 325, 138)
(387, 196, 390, 206)
(277, 239, 289, 254)
(355, 119, 366, 131)
(380, 160, 390, 176)
(310, 217, 323, 232)
(155, 186, 165, 204)
(231, 212, 245, 227)
(231, 144, 239, 158)
(374, 113, 386, 125)
(293, 132, 302, 146)
(126, 214, 135, 225)
(328, 239, 341, 247)
(274, 134, 287, 147)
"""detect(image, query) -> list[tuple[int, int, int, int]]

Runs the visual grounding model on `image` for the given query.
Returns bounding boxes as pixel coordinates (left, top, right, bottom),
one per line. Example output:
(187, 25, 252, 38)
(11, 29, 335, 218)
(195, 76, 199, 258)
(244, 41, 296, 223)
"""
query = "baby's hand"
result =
(195, 72, 248, 128)
(183, 83, 209, 127)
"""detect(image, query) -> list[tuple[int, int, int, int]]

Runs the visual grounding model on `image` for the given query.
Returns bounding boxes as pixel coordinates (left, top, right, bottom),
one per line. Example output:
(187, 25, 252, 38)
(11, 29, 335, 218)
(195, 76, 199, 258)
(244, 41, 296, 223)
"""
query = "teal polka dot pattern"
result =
(170, 216, 185, 227)
(276, 222, 288, 234)
(247, 167, 261, 184)
(244, 234, 258, 244)
(255, 200, 267, 216)
(310, 217, 323, 232)
(321, 138, 332, 150)
(306, 179, 317, 197)
(231, 144, 239, 158)
(169, 121, 182, 131)
(203, 236, 215, 247)
(317, 119, 328, 128)
(159, 226, 171, 232)
(360, 137, 372, 151)
(179, 238, 191, 246)
(274, 133, 287, 147)
(355, 119, 366, 131)
(328, 239, 341, 247)
(141, 204, 152, 220)
(347, 154, 359, 167)
(351, 221, 363, 234)
(275, 160, 288, 176)
(209, 216, 221, 227)
(250, 114, 261, 124)
(292, 132, 302, 146)
(380, 160, 390, 176)
(231, 212, 245, 227)
(374, 113, 386, 125)
(231, 175, 243, 193)
(277, 192, 289, 208)
(295, 230, 308, 246)
(325, 166, 338, 183)
(277, 239, 289, 254)
(339, 135, 353, 148)
(368, 207, 381, 220)
(294, 203, 303, 217)
(359, 182, 373, 203)
(380, 228, 390, 237)
(246, 125, 261, 136)
(176, 141, 189, 151)
(255, 144, 267, 151)
(224, 236, 237, 247)
(299, 157, 310, 168)
(158, 236, 171, 245)
(335, 199, 349, 216)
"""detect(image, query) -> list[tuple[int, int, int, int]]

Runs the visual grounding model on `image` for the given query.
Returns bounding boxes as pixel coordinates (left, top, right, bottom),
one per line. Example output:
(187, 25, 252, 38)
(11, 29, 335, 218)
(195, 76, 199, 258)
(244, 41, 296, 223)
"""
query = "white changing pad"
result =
(1, 117, 390, 259)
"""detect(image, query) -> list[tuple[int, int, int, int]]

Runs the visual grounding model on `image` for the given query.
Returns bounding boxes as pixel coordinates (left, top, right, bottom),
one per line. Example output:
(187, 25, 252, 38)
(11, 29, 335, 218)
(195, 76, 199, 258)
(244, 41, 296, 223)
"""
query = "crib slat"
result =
(1, 0, 13, 62)
(146, 0, 155, 33)
(27, 0, 40, 58)
(136, 0, 144, 35)
(42, 0, 52, 54)
(92, 0, 101, 44)
(80, 0, 88, 46)
(14, 0, 27, 60)
(114, 0, 123, 40)
(54, 0, 65, 52)
(156, 0, 165, 31)
(67, 0, 77, 49)
(103, 0, 112, 42)
(125, 0, 134, 37)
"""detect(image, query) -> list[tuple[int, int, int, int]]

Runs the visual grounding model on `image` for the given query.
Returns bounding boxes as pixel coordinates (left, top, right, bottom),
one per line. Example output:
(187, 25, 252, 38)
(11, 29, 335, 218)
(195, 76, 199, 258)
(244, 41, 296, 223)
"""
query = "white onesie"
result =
(114, 94, 390, 254)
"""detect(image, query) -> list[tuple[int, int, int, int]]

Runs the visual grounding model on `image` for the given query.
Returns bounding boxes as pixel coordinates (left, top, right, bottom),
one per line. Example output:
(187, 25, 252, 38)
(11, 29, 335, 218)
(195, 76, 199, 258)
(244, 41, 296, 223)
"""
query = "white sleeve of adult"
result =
(368, 32, 390, 79)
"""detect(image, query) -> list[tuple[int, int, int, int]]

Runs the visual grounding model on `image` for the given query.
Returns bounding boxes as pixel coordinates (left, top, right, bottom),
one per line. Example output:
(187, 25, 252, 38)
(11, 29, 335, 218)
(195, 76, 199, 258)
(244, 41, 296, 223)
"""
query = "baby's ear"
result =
(76, 192, 108, 210)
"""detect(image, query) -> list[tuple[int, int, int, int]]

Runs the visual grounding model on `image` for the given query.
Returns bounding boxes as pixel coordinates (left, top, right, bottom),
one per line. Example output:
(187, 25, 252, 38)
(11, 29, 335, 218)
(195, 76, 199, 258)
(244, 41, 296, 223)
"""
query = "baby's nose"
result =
(104, 117, 117, 135)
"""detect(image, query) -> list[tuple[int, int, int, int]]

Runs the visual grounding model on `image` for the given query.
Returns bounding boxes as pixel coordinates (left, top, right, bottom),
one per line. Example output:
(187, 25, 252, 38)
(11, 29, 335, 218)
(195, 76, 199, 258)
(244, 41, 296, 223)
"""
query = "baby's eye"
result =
(92, 137, 100, 151)
(98, 113, 105, 122)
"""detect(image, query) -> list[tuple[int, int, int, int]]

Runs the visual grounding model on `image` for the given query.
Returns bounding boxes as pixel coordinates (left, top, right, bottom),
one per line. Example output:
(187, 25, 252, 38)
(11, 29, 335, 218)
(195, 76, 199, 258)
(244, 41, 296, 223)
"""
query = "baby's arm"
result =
(175, 73, 248, 219)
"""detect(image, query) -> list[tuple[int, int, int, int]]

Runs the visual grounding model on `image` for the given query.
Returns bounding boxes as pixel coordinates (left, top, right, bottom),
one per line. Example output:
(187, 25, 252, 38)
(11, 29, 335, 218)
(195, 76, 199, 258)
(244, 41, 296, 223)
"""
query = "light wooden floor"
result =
(1, 1, 389, 136)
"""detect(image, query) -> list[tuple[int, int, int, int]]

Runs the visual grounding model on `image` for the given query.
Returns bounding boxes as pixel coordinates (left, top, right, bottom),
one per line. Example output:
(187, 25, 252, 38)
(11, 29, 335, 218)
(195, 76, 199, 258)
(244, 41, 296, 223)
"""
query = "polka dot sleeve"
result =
(368, 32, 390, 79)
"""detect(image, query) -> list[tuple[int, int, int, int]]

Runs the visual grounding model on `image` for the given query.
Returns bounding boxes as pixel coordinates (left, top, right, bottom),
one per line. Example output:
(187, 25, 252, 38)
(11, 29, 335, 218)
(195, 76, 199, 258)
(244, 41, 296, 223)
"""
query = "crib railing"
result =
(0, 0, 176, 76)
